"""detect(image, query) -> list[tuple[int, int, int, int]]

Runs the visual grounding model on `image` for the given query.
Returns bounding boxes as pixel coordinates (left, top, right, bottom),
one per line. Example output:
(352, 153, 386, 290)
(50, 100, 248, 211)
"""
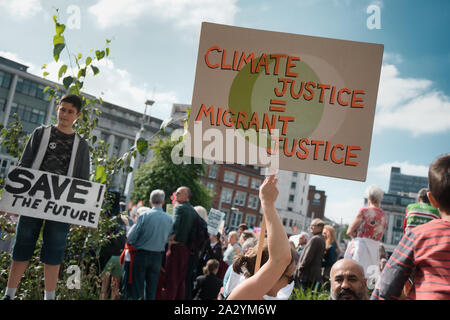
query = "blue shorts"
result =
(12, 216, 70, 265)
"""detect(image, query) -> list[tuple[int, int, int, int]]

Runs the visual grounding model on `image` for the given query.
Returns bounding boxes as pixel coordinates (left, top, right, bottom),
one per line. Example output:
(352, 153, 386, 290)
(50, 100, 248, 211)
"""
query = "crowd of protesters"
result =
(1, 152, 449, 300)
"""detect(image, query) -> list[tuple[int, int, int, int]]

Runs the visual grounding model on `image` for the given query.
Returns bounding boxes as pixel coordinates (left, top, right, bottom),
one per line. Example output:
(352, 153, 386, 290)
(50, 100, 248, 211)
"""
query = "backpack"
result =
(187, 211, 209, 254)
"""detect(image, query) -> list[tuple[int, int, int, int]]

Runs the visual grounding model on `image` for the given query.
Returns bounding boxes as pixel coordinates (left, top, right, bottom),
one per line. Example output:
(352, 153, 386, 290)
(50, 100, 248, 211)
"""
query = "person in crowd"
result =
(192, 259, 222, 300)
(329, 259, 368, 300)
(1, 94, 90, 301)
(296, 232, 308, 257)
(403, 187, 440, 234)
(227, 175, 295, 300)
(237, 223, 249, 237)
(162, 186, 198, 300)
(194, 205, 208, 222)
(294, 219, 326, 291)
(198, 232, 223, 278)
(322, 225, 341, 288)
(223, 231, 241, 267)
(239, 229, 256, 246)
(185, 205, 209, 300)
(345, 185, 387, 277)
(223, 237, 258, 298)
(124, 190, 173, 300)
(372, 154, 450, 300)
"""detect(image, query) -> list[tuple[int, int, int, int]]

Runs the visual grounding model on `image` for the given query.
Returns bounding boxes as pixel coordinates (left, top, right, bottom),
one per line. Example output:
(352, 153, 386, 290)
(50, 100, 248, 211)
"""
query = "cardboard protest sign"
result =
(0, 166, 105, 228)
(186, 22, 384, 181)
(207, 208, 225, 236)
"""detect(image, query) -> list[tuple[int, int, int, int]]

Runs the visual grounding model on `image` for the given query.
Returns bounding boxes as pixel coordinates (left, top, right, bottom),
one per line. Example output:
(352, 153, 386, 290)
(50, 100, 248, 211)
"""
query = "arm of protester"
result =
(371, 231, 415, 300)
(18, 127, 42, 168)
(228, 175, 291, 300)
(347, 209, 364, 238)
(79, 139, 90, 181)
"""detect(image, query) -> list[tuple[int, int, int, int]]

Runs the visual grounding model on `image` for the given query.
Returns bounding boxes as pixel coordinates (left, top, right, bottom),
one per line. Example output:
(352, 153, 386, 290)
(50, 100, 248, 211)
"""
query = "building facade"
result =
(388, 166, 428, 194)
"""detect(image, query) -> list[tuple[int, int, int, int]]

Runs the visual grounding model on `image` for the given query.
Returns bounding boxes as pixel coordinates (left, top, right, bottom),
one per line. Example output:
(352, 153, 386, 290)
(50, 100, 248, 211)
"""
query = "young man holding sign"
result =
(2, 94, 90, 300)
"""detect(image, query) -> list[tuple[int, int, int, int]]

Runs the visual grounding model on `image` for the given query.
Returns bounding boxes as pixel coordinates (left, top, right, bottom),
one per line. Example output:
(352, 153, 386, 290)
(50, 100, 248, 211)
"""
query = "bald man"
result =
(329, 259, 368, 300)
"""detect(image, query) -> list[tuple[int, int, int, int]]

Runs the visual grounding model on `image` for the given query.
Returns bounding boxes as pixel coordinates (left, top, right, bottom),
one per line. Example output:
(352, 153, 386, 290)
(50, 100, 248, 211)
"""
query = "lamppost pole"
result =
(124, 99, 154, 206)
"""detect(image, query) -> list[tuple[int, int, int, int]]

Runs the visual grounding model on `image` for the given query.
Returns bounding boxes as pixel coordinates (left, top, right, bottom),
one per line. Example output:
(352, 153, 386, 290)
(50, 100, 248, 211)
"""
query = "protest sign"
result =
(0, 166, 105, 228)
(186, 22, 384, 181)
(207, 208, 225, 236)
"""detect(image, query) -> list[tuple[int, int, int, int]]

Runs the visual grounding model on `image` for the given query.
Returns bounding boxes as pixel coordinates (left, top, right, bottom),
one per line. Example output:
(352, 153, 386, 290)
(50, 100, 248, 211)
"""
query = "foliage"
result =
(290, 284, 330, 300)
(130, 137, 212, 210)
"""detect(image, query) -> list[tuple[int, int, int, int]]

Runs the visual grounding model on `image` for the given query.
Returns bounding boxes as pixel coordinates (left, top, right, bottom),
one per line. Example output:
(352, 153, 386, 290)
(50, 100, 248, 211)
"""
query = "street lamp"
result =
(124, 99, 154, 205)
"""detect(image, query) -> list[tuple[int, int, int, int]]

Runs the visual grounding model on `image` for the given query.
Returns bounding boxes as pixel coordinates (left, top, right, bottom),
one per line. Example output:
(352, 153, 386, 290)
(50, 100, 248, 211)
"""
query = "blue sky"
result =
(1, 0, 449, 224)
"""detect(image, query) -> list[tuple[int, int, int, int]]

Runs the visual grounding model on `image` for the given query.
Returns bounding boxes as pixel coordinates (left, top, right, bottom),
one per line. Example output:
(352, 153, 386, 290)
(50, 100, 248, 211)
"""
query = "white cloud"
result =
(369, 161, 428, 184)
(374, 63, 450, 135)
(0, 0, 42, 19)
(325, 198, 365, 225)
(88, 0, 238, 32)
(383, 52, 403, 65)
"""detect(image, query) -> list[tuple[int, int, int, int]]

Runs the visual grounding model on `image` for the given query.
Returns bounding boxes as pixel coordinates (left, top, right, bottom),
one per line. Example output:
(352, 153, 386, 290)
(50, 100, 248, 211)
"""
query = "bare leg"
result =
(111, 276, 121, 300)
(43, 264, 61, 292)
(6, 260, 29, 289)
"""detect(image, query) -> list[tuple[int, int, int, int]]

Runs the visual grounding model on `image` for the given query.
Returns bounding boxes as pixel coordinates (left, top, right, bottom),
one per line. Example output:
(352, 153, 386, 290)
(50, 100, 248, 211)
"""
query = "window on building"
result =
(237, 175, 249, 187)
(230, 211, 243, 228)
(0, 70, 12, 89)
(208, 165, 218, 179)
(112, 137, 122, 158)
(233, 191, 247, 206)
(282, 218, 287, 226)
(220, 188, 233, 204)
(289, 194, 295, 202)
(224, 170, 236, 183)
(392, 231, 402, 245)
(291, 182, 296, 189)
(395, 216, 403, 229)
(292, 172, 298, 177)
(245, 214, 256, 228)
(251, 178, 262, 189)
(247, 195, 259, 209)
(288, 207, 293, 212)
(289, 219, 293, 227)
(206, 182, 215, 193)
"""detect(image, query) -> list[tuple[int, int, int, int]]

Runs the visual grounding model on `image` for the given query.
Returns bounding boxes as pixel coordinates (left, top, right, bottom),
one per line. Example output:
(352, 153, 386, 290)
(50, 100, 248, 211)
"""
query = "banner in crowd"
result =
(186, 22, 384, 181)
(207, 208, 225, 236)
(0, 166, 105, 228)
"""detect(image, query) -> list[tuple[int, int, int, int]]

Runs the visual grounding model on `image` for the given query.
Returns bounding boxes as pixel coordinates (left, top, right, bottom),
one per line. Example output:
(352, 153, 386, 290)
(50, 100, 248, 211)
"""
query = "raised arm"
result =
(228, 175, 291, 300)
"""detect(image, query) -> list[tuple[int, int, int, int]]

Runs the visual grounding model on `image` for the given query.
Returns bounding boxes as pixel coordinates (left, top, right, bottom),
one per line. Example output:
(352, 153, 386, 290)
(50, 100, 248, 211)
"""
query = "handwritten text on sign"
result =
(0, 166, 105, 228)
(207, 208, 225, 236)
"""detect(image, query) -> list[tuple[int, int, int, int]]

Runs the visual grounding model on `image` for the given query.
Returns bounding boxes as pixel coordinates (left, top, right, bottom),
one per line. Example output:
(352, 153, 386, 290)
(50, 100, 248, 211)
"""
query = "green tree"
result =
(131, 137, 212, 210)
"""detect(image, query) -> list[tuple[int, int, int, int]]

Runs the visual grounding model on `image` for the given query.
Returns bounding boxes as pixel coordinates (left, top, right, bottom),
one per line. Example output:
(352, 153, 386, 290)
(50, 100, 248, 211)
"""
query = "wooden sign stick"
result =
(254, 214, 267, 273)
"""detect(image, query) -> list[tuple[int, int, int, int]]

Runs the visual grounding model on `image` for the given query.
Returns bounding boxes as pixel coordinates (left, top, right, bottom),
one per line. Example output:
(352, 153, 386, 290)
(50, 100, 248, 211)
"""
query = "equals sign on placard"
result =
(269, 99, 286, 112)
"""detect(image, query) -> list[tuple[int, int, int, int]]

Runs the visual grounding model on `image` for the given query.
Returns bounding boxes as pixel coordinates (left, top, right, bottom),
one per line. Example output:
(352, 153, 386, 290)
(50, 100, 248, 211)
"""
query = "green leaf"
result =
(41, 64, 47, 69)
(63, 76, 74, 89)
(85, 57, 92, 66)
(136, 138, 148, 155)
(95, 50, 105, 60)
(77, 53, 82, 60)
(69, 86, 78, 95)
(58, 64, 67, 79)
(43, 86, 52, 93)
(95, 165, 107, 184)
(77, 68, 86, 78)
(53, 43, 65, 62)
(106, 47, 110, 57)
(43, 71, 49, 77)
(53, 34, 65, 46)
(55, 23, 65, 36)
(91, 65, 99, 75)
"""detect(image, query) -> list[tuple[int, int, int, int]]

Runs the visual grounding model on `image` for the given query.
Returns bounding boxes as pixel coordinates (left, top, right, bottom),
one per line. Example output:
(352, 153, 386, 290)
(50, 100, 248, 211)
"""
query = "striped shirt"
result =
(403, 202, 440, 233)
(371, 219, 450, 300)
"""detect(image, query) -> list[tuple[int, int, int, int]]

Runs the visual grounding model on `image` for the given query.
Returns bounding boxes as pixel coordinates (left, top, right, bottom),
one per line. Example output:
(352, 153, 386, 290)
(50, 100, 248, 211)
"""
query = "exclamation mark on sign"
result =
(96, 185, 103, 208)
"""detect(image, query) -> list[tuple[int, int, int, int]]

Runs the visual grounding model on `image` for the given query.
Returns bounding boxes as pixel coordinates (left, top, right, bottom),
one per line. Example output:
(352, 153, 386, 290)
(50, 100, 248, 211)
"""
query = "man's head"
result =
(310, 218, 325, 235)
(428, 154, 450, 214)
(330, 259, 368, 300)
(298, 232, 308, 246)
(174, 186, 191, 204)
(417, 188, 430, 204)
(57, 94, 82, 130)
(149, 189, 165, 207)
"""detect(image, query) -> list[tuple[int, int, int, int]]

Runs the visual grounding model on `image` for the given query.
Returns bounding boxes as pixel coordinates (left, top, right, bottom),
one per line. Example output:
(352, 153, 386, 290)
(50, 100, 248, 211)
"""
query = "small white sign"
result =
(0, 166, 105, 228)
(207, 208, 225, 236)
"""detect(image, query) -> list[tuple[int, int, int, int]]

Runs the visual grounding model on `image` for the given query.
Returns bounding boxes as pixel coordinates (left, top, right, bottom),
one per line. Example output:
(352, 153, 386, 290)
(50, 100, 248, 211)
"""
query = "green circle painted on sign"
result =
(228, 55, 324, 147)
